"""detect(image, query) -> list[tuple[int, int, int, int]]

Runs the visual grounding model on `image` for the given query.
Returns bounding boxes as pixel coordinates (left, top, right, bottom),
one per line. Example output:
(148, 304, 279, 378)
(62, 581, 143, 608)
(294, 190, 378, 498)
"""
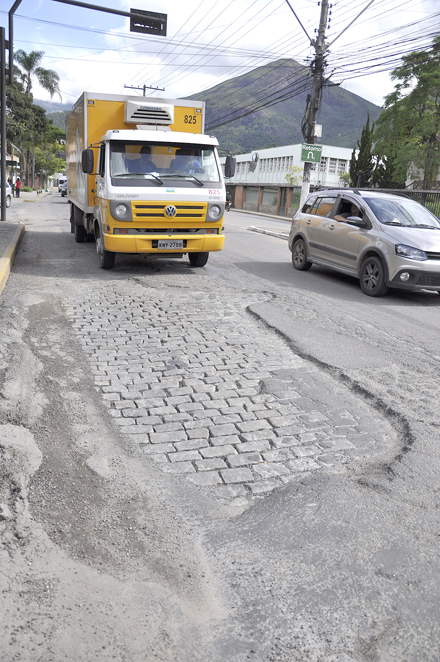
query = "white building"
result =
(223, 143, 354, 188)
(221, 143, 356, 216)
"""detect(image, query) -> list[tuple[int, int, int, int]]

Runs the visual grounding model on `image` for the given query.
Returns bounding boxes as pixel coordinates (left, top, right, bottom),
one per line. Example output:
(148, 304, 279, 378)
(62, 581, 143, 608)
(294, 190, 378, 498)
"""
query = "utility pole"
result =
(124, 84, 165, 96)
(299, 0, 329, 208)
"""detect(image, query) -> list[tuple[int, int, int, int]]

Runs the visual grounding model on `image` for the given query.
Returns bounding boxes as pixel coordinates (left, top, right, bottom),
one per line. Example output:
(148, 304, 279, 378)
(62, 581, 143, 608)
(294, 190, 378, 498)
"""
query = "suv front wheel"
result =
(292, 238, 312, 271)
(360, 256, 389, 297)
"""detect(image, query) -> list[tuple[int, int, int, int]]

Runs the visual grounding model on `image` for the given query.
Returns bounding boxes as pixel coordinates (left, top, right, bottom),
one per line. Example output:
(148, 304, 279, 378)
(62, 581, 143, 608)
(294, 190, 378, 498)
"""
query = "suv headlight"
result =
(207, 202, 225, 221)
(395, 244, 427, 261)
(110, 201, 132, 221)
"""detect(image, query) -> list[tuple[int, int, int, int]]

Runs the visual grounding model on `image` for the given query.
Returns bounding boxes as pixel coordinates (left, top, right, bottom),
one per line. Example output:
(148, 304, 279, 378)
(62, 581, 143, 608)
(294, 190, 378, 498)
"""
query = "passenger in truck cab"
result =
(170, 148, 202, 174)
(138, 145, 156, 172)
(124, 145, 156, 173)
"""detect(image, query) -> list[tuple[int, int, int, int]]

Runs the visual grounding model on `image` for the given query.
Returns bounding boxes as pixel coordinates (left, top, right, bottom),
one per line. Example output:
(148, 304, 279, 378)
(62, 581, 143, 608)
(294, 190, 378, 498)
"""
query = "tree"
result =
(349, 113, 375, 187)
(6, 81, 48, 186)
(14, 50, 61, 101)
(339, 172, 351, 187)
(9, 50, 61, 186)
(35, 123, 66, 187)
(373, 36, 440, 189)
(372, 144, 406, 189)
(285, 165, 302, 186)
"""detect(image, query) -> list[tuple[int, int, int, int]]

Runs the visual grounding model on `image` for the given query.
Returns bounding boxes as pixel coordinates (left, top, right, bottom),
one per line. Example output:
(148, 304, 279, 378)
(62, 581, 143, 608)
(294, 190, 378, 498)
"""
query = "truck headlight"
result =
(207, 202, 224, 221)
(395, 244, 427, 261)
(110, 201, 132, 221)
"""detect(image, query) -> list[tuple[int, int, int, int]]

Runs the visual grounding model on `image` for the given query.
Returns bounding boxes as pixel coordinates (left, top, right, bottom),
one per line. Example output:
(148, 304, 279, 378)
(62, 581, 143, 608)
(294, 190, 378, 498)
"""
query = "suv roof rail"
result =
(315, 186, 361, 195)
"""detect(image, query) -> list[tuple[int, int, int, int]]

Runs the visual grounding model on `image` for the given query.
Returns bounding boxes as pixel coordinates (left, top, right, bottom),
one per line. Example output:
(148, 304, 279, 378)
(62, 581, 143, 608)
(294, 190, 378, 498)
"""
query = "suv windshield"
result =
(110, 141, 220, 187)
(365, 197, 440, 228)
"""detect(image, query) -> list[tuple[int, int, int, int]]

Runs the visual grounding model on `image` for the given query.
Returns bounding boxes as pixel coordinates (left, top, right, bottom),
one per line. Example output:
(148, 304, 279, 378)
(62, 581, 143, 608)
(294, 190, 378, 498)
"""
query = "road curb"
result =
(248, 226, 289, 240)
(232, 208, 293, 223)
(0, 224, 25, 295)
(22, 191, 51, 202)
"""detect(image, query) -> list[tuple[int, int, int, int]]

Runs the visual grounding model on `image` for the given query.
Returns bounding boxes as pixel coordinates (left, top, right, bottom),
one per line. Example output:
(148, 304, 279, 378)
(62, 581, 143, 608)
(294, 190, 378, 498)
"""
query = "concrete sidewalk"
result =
(0, 189, 53, 295)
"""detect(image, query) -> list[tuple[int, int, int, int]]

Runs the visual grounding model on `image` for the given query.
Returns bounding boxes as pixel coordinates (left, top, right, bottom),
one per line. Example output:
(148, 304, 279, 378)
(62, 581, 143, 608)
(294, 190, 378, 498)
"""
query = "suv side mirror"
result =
(224, 155, 236, 178)
(81, 148, 94, 174)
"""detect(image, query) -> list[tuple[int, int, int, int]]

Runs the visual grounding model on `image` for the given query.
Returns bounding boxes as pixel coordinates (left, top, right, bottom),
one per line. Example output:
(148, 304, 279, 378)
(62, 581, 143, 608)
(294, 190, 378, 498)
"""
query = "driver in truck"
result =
(124, 145, 156, 173)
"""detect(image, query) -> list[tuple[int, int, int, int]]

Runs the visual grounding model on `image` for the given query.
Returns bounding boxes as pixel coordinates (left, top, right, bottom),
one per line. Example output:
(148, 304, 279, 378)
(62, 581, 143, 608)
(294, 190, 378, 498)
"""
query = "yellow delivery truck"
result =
(65, 92, 235, 268)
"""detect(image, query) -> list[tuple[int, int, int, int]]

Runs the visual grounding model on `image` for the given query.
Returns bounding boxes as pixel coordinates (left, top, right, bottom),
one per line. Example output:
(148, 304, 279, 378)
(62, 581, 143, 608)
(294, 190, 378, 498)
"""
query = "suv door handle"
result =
(306, 219, 311, 225)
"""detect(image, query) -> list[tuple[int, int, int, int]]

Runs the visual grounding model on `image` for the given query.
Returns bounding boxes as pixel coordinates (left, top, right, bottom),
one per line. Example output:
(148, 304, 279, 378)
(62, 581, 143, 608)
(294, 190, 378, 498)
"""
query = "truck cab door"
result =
(96, 144, 106, 198)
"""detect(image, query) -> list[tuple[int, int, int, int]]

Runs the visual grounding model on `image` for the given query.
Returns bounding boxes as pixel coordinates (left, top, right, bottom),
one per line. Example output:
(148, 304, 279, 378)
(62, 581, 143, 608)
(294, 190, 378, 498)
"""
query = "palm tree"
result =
(14, 50, 61, 101)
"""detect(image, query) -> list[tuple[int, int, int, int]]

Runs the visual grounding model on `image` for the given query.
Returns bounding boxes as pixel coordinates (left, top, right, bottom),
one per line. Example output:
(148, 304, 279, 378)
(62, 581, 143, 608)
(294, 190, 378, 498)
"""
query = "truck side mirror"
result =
(224, 155, 236, 179)
(82, 148, 94, 174)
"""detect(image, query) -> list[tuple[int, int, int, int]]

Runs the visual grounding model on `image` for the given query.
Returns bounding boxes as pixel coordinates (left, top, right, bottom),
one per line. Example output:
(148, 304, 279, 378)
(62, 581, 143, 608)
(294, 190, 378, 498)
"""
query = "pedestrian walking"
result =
(15, 178, 21, 198)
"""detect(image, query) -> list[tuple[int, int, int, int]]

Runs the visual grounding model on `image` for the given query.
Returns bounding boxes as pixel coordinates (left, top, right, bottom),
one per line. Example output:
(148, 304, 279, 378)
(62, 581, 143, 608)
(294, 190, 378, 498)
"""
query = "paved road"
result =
(1, 195, 440, 661)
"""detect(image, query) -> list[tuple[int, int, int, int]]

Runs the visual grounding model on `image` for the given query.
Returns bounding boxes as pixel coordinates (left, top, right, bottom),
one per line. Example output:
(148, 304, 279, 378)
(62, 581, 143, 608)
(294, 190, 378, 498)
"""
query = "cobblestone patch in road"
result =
(66, 282, 397, 501)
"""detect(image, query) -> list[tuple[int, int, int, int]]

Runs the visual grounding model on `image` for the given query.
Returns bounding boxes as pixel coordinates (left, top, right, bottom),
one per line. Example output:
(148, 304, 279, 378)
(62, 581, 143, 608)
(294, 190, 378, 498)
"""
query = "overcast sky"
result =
(1, 0, 439, 109)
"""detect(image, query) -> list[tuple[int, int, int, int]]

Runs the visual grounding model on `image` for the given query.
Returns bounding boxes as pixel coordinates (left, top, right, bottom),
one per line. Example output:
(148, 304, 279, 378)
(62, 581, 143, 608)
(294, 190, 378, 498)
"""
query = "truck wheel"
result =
(74, 224, 86, 243)
(96, 233, 115, 269)
(188, 252, 209, 267)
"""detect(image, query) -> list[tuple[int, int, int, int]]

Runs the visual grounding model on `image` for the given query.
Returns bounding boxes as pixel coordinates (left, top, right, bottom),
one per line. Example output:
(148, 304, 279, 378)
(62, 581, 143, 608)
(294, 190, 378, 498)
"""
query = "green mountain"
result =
(33, 100, 71, 131)
(188, 58, 382, 154)
(46, 110, 69, 130)
(37, 59, 381, 152)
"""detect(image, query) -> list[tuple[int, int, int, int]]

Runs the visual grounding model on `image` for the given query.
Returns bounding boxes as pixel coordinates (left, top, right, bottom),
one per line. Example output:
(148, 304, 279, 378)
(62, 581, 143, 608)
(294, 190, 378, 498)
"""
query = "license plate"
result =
(157, 240, 183, 249)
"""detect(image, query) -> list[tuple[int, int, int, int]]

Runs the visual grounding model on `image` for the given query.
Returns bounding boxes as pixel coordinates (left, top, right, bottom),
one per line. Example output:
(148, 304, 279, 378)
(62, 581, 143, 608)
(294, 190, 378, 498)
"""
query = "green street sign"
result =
(301, 143, 322, 163)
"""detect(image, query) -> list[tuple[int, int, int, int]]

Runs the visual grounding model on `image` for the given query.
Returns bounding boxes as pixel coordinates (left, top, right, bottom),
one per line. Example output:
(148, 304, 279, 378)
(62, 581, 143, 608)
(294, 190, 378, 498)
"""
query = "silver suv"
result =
(288, 189, 440, 297)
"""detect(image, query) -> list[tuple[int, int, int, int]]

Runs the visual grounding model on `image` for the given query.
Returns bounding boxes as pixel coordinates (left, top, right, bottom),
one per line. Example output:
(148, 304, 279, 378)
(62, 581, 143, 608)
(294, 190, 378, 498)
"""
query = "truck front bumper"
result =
(103, 233, 225, 254)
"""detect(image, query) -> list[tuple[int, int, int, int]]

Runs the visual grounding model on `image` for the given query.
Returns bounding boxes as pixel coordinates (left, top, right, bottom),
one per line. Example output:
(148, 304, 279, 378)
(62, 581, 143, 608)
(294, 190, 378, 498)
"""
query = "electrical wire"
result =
(3, 0, 438, 127)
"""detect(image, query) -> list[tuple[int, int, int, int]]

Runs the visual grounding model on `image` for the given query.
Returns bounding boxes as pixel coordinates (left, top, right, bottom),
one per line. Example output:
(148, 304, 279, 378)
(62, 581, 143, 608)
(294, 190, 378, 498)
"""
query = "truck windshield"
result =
(110, 141, 221, 187)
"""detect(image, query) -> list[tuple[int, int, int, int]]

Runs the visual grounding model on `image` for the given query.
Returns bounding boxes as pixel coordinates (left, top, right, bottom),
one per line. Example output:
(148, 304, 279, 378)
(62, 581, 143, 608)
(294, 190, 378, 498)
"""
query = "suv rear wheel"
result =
(292, 238, 312, 271)
(360, 256, 389, 297)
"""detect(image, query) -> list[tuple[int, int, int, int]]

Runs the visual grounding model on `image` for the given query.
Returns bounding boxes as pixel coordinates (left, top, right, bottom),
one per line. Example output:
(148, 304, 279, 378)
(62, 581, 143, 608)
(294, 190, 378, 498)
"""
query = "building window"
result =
(329, 158, 337, 174)
(262, 187, 278, 206)
(318, 157, 327, 173)
(244, 187, 259, 204)
(337, 159, 347, 173)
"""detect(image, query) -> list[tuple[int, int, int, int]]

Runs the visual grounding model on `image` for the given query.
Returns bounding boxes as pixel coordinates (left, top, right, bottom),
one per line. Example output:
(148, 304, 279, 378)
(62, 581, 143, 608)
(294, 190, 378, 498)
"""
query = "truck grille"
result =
(132, 202, 207, 221)
(113, 228, 218, 235)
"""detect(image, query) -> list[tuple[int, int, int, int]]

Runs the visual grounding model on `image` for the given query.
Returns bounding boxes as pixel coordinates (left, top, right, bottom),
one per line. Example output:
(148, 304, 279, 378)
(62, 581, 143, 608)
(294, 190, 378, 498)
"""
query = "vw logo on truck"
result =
(165, 205, 177, 217)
